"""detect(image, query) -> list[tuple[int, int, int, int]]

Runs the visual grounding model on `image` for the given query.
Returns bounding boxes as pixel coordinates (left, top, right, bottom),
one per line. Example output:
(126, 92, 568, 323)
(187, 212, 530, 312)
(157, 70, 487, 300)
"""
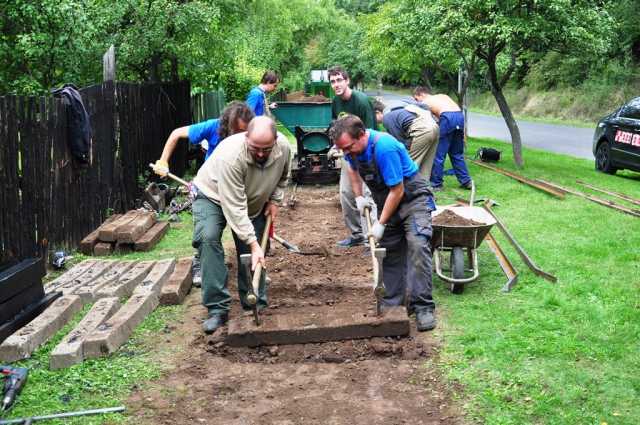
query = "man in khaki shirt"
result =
(192, 116, 291, 333)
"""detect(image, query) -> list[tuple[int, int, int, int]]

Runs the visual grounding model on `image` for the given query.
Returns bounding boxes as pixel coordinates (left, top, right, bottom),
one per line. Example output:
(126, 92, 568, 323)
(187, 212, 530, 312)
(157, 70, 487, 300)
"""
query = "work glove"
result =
(355, 196, 371, 216)
(369, 221, 386, 242)
(152, 159, 169, 177)
(327, 146, 342, 159)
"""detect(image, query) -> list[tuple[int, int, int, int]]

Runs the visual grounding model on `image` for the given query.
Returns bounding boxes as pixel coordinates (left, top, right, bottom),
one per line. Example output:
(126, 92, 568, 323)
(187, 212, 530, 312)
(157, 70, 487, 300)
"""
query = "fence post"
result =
(103, 45, 116, 82)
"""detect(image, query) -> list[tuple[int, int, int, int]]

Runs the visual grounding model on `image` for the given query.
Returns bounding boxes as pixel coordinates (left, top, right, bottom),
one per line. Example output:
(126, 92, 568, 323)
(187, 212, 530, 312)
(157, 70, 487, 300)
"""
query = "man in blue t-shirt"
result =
(330, 115, 437, 332)
(152, 101, 254, 285)
(246, 70, 280, 117)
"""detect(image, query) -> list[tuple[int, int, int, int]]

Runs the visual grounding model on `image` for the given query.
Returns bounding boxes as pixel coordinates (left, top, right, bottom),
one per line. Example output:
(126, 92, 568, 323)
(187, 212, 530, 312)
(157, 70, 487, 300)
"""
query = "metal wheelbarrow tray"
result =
(431, 206, 496, 293)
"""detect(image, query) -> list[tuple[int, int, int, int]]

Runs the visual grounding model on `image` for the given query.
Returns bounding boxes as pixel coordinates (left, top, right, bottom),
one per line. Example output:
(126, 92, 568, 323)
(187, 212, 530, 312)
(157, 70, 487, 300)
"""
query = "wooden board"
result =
(0, 282, 45, 324)
(97, 210, 140, 242)
(134, 221, 169, 251)
(79, 214, 122, 255)
(0, 257, 45, 304)
(226, 306, 410, 347)
(116, 210, 156, 244)
(0, 292, 62, 344)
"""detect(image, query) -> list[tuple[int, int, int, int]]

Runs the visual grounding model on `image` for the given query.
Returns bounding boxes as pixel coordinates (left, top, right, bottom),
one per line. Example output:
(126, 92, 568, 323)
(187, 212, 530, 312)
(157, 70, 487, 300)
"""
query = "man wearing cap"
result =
(330, 115, 437, 332)
(191, 116, 290, 334)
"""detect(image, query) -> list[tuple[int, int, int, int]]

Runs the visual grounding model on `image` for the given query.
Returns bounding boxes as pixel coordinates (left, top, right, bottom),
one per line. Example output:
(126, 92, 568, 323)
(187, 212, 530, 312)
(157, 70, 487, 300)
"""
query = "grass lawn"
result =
(432, 137, 640, 424)
(1, 209, 195, 424)
(2, 136, 638, 424)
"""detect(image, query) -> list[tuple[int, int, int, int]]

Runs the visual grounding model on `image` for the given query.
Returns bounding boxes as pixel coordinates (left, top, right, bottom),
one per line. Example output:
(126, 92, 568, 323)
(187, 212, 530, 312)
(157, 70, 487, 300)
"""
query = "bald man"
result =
(191, 116, 291, 333)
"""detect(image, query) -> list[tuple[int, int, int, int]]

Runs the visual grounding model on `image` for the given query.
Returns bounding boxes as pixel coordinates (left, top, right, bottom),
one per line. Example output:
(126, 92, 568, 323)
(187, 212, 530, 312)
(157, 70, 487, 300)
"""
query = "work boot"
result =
(460, 180, 474, 190)
(336, 236, 365, 248)
(202, 313, 228, 334)
(415, 309, 437, 332)
(192, 256, 202, 288)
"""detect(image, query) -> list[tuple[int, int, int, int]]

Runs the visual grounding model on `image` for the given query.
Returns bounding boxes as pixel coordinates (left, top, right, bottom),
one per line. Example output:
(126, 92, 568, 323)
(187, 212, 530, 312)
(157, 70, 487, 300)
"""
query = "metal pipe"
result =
(0, 406, 125, 424)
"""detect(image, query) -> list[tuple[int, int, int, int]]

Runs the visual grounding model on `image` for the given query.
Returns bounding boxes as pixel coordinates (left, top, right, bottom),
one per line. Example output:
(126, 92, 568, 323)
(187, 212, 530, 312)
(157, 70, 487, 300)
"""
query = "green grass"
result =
(1, 208, 196, 424)
(431, 137, 640, 424)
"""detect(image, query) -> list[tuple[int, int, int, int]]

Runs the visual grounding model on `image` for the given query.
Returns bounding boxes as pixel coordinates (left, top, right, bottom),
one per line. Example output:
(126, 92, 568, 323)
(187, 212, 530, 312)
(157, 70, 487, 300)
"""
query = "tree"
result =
(414, 0, 611, 166)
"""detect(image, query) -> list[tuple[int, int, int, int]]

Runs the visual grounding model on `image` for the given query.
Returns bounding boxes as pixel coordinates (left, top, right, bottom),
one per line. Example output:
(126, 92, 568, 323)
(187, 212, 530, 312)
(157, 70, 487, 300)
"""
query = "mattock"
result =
(364, 206, 386, 316)
(240, 214, 273, 326)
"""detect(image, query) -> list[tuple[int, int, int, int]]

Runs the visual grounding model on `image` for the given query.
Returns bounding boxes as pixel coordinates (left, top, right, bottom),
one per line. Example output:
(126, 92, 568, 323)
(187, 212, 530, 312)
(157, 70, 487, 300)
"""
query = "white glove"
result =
(152, 159, 169, 177)
(355, 196, 370, 216)
(369, 221, 386, 242)
(327, 146, 342, 159)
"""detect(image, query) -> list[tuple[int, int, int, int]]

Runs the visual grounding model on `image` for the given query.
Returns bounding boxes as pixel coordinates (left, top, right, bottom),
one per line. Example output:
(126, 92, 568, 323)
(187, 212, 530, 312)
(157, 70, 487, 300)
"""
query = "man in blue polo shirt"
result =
(246, 70, 280, 117)
(330, 115, 437, 331)
(152, 101, 254, 286)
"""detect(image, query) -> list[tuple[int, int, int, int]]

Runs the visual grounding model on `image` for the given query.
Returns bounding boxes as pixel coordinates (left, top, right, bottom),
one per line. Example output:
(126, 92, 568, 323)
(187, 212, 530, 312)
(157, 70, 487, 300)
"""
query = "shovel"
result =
(272, 233, 327, 256)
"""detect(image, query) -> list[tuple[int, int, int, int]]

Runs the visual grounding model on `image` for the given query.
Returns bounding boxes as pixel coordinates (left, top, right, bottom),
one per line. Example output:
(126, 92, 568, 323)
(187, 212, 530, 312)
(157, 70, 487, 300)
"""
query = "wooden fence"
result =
(0, 81, 191, 266)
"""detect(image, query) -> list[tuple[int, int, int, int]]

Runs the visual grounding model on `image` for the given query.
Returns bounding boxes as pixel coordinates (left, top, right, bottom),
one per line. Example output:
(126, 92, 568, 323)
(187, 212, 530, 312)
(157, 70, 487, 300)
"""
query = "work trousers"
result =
(407, 115, 439, 179)
(430, 111, 471, 188)
(339, 158, 376, 240)
(378, 196, 435, 313)
(192, 195, 268, 315)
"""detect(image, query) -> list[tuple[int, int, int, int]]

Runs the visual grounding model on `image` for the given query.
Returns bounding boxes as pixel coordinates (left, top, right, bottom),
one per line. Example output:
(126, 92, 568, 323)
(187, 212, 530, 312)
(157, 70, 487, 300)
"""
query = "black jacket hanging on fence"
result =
(51, 84, 92, 165)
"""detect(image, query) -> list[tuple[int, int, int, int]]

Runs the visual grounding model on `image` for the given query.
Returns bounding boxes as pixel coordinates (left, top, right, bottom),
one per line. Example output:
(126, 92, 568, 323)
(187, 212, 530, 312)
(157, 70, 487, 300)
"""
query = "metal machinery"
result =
(272, 101, 340, 185)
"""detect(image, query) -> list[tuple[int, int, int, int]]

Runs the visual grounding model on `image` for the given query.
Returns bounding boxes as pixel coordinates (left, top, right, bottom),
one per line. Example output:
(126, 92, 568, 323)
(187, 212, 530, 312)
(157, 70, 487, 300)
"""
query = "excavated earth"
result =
(127, 186, 466, 425)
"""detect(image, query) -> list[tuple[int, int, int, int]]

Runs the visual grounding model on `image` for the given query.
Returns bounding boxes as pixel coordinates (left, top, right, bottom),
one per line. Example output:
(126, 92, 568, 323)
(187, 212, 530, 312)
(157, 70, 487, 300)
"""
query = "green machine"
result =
(272, 101, 340, 185)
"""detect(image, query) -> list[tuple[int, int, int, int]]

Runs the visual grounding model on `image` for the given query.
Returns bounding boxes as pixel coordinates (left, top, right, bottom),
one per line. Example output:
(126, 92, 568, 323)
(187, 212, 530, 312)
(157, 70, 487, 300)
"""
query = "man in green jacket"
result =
(329, 66, 377, 248)
(191, 116, 291, 334)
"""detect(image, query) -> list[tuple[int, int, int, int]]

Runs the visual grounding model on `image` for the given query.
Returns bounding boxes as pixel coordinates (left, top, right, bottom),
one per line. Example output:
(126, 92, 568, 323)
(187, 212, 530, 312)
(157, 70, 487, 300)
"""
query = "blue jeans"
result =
(430, 111, 471, 187)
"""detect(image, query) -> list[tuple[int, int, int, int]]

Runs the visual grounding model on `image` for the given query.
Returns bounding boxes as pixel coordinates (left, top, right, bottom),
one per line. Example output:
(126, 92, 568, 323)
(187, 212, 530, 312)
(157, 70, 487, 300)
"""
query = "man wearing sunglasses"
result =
(191, 116, 291, 334)
(328, 66, 377, 248)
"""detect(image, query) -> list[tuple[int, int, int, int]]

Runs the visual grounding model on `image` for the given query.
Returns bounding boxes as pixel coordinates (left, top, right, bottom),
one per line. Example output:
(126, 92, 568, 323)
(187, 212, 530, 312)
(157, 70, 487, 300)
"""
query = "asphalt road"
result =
(367, 90, 595, 160)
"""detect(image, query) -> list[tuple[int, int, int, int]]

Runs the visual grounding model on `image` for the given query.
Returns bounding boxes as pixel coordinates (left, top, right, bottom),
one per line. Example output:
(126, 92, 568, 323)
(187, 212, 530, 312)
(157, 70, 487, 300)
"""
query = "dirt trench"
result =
(128, 186, 465, 425)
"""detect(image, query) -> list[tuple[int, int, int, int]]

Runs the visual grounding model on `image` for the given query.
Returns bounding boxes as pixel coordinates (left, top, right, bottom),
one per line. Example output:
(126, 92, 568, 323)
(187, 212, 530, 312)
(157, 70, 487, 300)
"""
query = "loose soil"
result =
(433, 209, 484, 227)
(285, 91, 330, 103)
(128, 186, 466, 425)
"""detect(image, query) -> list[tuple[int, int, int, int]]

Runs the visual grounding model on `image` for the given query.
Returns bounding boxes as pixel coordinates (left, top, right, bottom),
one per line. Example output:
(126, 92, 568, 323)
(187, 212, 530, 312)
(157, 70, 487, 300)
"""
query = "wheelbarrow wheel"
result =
(450, 247, 465, 294)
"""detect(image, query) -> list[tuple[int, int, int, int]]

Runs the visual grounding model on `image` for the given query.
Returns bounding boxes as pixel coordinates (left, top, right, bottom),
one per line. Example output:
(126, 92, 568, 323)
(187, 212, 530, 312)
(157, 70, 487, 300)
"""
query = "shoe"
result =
(415, 309, 437, 332)
(192, 257, 202, 288)
(430, 185, 443, 193)
(460, 180, 473, 190)
(336, 236, 365, 248)
(192, 270, 202, 288)
(202, 313, 228, 334)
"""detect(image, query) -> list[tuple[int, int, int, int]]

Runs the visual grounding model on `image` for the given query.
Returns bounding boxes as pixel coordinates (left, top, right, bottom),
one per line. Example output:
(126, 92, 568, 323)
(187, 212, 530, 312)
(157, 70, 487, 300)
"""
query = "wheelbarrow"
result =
(431, 205, 496, 294)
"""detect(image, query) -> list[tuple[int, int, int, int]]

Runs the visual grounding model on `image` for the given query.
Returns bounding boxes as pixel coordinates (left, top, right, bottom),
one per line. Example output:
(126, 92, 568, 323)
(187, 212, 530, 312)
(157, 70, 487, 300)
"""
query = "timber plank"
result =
(54, 260, 117, 296)
(0, 292, 62, 344)
(71, 260, 136, 303)
(0, 282, 45, 324)
(46, 260, 97, 293)
(0, 257, 45, 304)
(98, 210, 141, 242)
(94, 242, 114, 256)
(50, 297, 121, 369)
(115, 210, 156, 244)
(96, 260, 155, 299)
(160, 257, 192, 305)
(0, 295, 83, 362)
(79, 214, 122, 255)
(226, 306, 411, 348)
(133, 258, 175, 296)
(134, 221, 169, 251)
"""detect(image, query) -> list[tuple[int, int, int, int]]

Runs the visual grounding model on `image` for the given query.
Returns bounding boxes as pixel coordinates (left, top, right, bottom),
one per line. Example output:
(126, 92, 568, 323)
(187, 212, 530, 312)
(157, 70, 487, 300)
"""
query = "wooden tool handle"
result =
(148, 163, 190, 187)
(251, 214, 273, 294)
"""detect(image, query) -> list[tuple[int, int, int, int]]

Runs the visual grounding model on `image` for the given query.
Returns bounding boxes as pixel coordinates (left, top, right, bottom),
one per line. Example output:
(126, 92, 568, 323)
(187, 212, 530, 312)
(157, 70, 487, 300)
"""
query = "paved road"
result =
(367, 90, 595, 160)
